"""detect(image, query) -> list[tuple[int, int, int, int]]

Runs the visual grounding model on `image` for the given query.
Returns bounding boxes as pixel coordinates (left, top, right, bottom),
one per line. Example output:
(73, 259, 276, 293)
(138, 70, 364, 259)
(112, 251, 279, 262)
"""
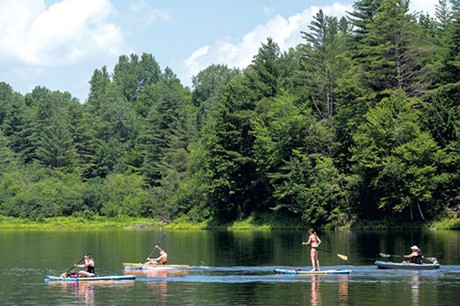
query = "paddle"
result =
(379, 253, 403, 258)
(144, 234, 166, 264)
(302, 244, 349, 262)
(379, 252, 437, 263)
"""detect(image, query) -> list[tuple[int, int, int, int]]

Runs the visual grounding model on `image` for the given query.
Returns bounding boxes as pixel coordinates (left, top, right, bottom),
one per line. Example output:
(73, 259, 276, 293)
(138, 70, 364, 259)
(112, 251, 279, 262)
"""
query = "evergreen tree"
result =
(142, 68, 191, 187)
(112, 53, 161, 103)
(34, 117, 77, 170)
(348, 0, 383, 39)
(0, 129, 16, 167)
(197, 77, 257, 221)
(245, 38, 281, 99)
(435, 0, 452, 30)
(192, 64, 239, 131)
(0, 85, 31, 159)
(442, 0, 460, 83)
(357, 0, 418, 94)
(300, 10, 351, 118)
(351, 90, 449, 220)
(87, 66, 111, 110)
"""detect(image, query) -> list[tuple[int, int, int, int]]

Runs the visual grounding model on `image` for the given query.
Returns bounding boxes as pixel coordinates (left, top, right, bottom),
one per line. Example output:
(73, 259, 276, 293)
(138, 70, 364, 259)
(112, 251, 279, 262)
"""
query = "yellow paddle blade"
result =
(337, 254, 348, 261)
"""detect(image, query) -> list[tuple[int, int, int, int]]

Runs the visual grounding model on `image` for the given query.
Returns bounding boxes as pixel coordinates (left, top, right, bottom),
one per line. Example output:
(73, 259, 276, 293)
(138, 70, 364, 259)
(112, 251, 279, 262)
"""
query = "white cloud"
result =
(181, 0, 439, 87)
(0, 0, 123, 66)
(129, 0, 170, 27)
(182, 3, 351, 85)
(411, 0, 438, 15)
(145, 9, 171, 25)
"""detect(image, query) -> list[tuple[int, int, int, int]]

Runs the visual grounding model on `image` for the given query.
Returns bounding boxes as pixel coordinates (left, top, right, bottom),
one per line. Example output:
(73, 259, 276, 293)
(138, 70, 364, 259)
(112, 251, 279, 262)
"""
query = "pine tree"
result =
(142, 68, 191, 187)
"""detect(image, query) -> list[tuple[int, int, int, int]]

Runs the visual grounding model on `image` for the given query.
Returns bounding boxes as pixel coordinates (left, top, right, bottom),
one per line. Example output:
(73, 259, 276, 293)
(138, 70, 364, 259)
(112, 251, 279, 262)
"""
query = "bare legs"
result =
(310, 248, 320, 271)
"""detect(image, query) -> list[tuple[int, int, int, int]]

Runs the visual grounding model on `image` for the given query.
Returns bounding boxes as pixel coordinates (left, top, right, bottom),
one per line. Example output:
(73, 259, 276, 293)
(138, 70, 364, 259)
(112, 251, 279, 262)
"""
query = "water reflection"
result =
(310, 275, 321, 306)
(309, 274, 349, 306)
(147, 281, 169, 304)
(338, 275, 349, 306)
(48, 282, 94, 305)
(410, 272, 420, 305)
(123, 269, 189, 278)
(46, 281, 134, 305)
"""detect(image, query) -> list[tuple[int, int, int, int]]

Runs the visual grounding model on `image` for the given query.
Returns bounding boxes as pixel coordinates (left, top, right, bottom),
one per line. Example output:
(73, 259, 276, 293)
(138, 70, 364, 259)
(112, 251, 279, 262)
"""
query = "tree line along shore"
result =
(0, 0, 458, 229)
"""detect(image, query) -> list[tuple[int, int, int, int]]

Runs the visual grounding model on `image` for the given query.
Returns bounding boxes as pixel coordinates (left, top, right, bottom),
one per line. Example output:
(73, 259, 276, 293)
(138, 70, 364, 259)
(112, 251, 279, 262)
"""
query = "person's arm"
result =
(404, 252, 415, 258)
(302, 235, 313, 245)
(316, 236, 321, 245)
(148, 255, 161, 261)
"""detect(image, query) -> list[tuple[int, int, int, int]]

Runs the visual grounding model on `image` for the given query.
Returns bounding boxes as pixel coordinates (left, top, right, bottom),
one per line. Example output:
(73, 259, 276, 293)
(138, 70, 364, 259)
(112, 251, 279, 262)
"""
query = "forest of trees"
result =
(0, 0, 458, 227)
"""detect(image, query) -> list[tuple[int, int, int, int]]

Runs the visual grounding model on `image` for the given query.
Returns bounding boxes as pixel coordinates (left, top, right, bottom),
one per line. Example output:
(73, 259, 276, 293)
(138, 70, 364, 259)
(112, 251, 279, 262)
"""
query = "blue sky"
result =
(0, 0, 437, 102)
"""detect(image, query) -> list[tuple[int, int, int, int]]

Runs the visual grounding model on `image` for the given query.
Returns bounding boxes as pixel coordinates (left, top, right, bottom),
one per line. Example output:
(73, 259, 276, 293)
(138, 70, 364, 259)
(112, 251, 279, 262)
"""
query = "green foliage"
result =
(0, 166, 83, 219)
(99, 174, 148, 217)
(0, 215, 158, 230)
(0, 1, 459, 229)
(299, 9, 351, 118)
(351, 90, 449, 220)
(142, 68, 192, 187)
(192, 64, 240, 131)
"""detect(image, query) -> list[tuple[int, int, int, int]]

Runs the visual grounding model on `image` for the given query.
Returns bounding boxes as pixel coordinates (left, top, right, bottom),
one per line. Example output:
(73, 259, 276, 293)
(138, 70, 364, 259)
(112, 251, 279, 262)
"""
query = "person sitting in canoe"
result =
(146, 245, 168, 265)
(75, 254, 96, 277)
(403, 246, 423, 264)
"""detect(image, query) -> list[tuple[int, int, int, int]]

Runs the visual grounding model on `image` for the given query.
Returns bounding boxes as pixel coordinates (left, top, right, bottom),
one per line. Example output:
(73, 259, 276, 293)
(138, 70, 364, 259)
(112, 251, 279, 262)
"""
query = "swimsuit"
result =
(86, 264, 95, 274)
(310, 235, 320, 249)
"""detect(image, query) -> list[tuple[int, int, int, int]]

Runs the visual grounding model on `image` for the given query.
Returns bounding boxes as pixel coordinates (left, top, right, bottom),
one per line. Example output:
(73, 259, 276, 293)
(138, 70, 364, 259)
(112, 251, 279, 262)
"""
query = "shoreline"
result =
(1, 215, 459, 230)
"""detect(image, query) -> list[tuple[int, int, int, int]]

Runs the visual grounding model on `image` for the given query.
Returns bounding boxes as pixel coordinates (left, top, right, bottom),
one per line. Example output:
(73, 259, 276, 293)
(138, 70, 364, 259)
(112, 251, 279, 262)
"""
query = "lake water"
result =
(0, 229, 459, 305)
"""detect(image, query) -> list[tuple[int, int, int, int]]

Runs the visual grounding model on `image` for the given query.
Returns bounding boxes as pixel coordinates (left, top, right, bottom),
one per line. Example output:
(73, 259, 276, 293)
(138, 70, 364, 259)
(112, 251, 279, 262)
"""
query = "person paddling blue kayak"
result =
(403, 246, 423, 264)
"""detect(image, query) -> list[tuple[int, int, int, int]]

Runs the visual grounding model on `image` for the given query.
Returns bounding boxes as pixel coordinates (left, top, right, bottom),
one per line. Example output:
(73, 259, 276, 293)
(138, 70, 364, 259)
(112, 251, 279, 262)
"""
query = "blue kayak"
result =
(374, 260, 440, 270)
(45, 275, 136, 282)
(274, 268, 351, 275)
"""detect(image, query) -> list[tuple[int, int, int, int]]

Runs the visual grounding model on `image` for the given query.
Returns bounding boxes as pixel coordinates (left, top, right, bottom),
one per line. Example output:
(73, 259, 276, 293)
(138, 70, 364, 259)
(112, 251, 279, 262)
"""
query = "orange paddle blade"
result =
(337, 254, 348, 261)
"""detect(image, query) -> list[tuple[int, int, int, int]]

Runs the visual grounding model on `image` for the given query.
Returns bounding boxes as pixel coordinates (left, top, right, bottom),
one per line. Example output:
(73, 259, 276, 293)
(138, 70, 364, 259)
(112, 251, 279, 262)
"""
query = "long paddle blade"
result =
(146, 234, 167, 259)
(425, 257, 438, 263)
(379, 252, 403, 258)
(157, 234, 166, 245)
(337, 254, 348, 261)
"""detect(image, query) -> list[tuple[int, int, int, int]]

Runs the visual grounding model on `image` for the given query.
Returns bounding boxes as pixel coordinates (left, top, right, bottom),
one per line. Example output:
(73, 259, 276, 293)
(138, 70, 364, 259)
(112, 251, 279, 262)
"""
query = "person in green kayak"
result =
(146, 245, 168, 265)
(404, 245, 423, 264)
(302, 228, 321, 271)
(75, 254, 95, 277)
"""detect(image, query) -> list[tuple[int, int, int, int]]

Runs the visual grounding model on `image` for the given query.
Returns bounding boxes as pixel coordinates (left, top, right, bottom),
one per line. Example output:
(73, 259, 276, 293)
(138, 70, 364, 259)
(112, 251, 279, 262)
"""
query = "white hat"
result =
(410, 245, 419, 250)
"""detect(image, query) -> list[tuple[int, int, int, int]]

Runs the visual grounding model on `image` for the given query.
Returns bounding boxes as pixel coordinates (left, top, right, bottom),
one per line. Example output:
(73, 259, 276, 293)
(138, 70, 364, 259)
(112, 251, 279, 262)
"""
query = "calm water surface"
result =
(0, 229, 459, 305)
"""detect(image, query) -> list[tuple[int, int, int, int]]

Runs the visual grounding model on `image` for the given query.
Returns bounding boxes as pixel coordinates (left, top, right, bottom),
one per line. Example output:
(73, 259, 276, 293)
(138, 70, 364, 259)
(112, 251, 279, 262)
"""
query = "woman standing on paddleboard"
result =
(302, 228, 321, 271)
